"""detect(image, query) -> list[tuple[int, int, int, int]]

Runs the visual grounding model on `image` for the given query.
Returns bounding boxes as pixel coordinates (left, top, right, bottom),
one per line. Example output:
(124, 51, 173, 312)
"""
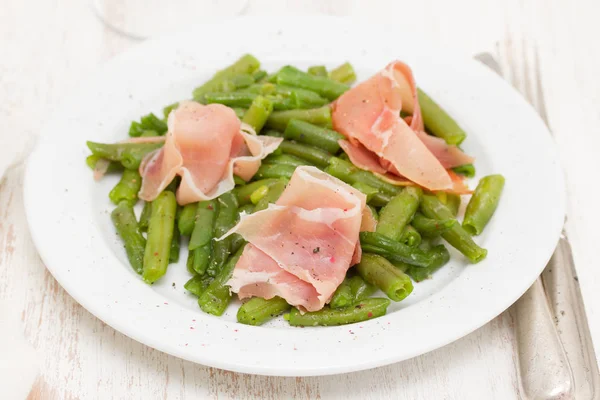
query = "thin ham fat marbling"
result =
(332, 61, 473, 192)
(223, 167, 368, 312)
(138, 101, 282, 205)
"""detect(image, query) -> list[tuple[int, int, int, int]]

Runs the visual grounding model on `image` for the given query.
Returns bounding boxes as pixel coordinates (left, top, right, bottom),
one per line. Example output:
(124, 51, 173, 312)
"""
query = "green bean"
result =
(169, 224, 180, 263)
(237, 297, 291, 326)
(162, 102, 179, 120)
(129, 113, 168, 137)
(234, 179, 282, 205)
(352, 182, 379, 203)
(266, 106, 332, 131)
(420, 195, 487, 263)
(87, 141, 163, 170)
(463, 175, 505, 235)
(232, 107, 246, 119)
(250, 185, 269, 204)
(246, 84, 329, 108)
(263, 154, 315, 168)
(86, 155, 122, 174)
(230, 234, 247, 254)
(206, 193, 239, 277)
(356, 254, 413, 301)
(142, 191, 177, 283)
(109, 169, 142, 206)
(111, 201, 146, 274)
(359, 231, 433, 267)
(184, 274, 214, 297)
(254, 180, 286, 212)
(307, 65, 328, 77)
(369, 192, 393, 207)
(178, 203, 198, 236)
(193, 54, 260, 102)
(411, 212, 456, 237)
(452, 164, 476, 178)
(242, 95, 273, 133)
(139, 201, 152, 232)
(326, 157, 401, 196)
(330, 275, 377, 309)
(376, 187, 422, 241)
(189, 201, 218, 250)
(198, 246, 245, 316)
(329, 62, 357, 85)
(253, 70, 267, 82)
(435, 192, 461, 216)
(278, 140, 332, 168)
(402, 244, 451, 282)
(283, 119, 344, 153)
(399, 225, 421, 247)
(276, 66, 349, 100)
(254, 163, 296, 180)
(417, 88, 467, 145)
(286, 298, 390, 326)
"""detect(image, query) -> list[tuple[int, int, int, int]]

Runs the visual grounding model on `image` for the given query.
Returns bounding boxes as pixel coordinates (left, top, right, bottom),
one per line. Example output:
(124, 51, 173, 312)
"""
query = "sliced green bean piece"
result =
(237, 297, 291, 326)
(330, 275, 377, 309)
(254, 163, 296, 180)
(463, 175, 505, 235)
(278, 140, 332, 168)
(139, 201, 152, 232)
(86, 155, 122, 174)
(326, 157, 401, 196)
(169, 224, 180, 263)
(329, 62, 357, 85)
(417, 88, 467, 145)
(356, 254, 413, 301)
(399, 225, 421, 247)
(178, 203, 198, 236)
(421, 195, 487, 263)
(376, 187, 422, 241)
(283, 119, 344, 154)
(263, 154, 315, 168)
(402, 244, 451, 282)
(184, 274, 214, 297)
(234, 179, 281, 205)
(266, 106, 332, 131)
(286, 298, 391, 326)
(359, 231, 433, 267)
(307, 65, 328, 77)
(198, 246, 245, 316)
(193, 54, 260, 102)
(254, 180, 286, 212)
(242, 95, 273, 133)
(143, 191, 177, 283)
(276, 66, 349, 100)
(452, 164, 476, 178)
(206, 193, 239, 277)
(87, 141, 163, 170)
(111, 201, 146, 274)
(411, 212, 456, 237)
(109, 169, 142, 206)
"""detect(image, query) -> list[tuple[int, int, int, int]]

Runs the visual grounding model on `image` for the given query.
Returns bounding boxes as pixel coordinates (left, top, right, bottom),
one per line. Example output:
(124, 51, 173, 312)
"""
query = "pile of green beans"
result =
(90, 54, 505, 328)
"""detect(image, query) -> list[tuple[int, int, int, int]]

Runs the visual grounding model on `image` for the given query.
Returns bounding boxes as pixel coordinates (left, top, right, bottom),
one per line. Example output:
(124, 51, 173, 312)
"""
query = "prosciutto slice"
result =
(224, 166, 367, 312)
(332, 61, 473, 191)
(138, 101, 282, 205)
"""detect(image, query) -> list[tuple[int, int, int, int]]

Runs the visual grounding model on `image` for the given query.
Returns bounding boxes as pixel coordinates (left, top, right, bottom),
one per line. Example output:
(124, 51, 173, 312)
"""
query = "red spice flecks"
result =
(343, 208, 348, 212)
(192, 319, 196, 322)
(329, 256, 336, 263)
(207, 204, 213, 210)
(368, 312, 373, 318)
(234, 329, 238, 332)
(164, 302, 168, 305)
(190, 327, 195, 330)
(153, 252, 159, 256)
(185, 343, 188, 346)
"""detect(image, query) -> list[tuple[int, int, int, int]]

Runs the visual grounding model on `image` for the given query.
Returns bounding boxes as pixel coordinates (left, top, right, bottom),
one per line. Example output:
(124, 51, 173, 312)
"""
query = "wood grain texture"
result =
(2, 0, 599, 398)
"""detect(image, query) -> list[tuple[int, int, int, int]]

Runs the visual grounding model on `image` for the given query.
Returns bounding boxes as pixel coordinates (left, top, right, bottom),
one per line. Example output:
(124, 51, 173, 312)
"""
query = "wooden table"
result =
(2, 0, 599, 398)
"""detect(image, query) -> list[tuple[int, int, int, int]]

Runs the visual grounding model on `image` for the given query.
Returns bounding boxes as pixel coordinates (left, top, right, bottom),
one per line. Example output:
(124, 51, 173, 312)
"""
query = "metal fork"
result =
(475, 51, 599, 400)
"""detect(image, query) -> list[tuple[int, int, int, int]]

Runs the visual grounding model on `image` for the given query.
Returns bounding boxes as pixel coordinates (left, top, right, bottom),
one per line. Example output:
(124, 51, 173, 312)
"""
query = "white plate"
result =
(24, 17, 565, 376)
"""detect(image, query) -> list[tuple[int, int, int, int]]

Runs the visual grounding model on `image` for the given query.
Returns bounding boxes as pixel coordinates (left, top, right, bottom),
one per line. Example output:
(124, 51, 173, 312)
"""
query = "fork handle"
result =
(514, 278, 574, 399)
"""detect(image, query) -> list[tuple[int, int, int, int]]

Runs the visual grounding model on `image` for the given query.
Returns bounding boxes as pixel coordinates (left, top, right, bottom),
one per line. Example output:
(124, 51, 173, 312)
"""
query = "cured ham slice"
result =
(332, 61, 473, 191)
(138, 101, 281, 205)
(224, 166, 366, 312)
